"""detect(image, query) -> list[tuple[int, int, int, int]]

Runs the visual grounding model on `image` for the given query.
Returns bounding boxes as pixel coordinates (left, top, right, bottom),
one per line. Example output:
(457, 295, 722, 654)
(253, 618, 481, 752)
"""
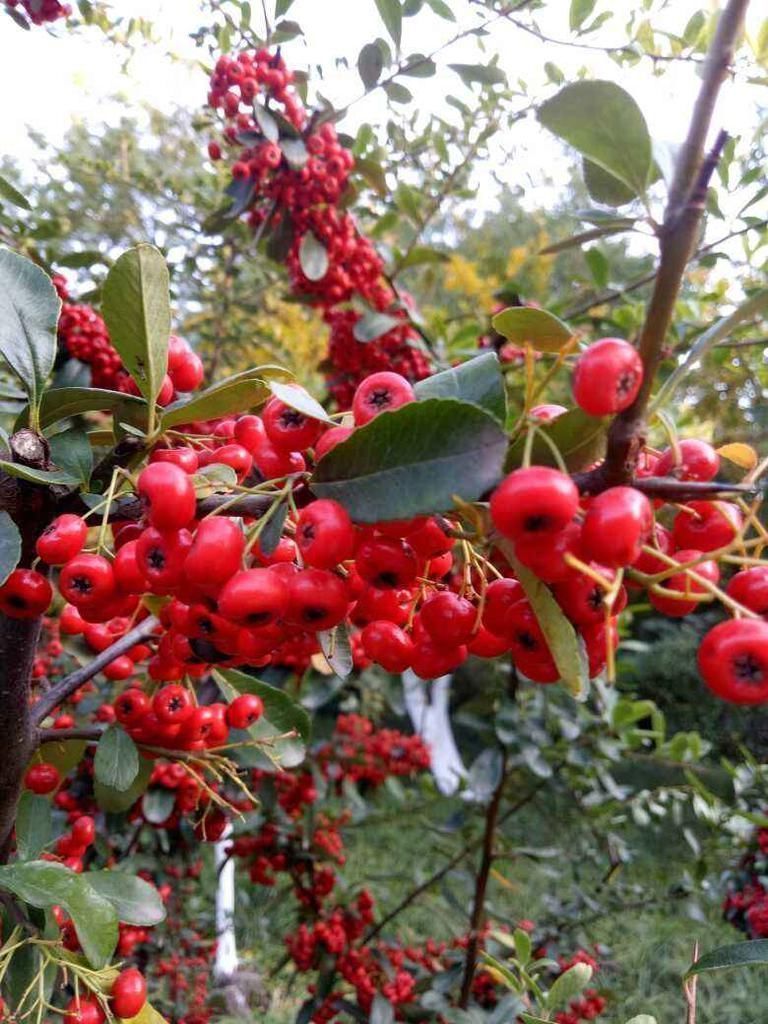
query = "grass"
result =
(223, 780, 768, 1024)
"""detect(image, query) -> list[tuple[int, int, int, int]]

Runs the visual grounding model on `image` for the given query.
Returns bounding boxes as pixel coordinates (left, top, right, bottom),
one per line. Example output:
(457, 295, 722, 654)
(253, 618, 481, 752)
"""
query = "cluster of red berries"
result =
(61, 968, 147, 1024)
(54, 275, 204, 397)
(6, 0, 70, 25)
(723, 824, 768, 938)
(206, 49, 432, 405)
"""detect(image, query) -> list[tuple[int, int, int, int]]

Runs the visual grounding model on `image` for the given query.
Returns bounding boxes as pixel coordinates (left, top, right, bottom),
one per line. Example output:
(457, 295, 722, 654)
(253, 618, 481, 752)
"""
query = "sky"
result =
(0, 1, 765, 232)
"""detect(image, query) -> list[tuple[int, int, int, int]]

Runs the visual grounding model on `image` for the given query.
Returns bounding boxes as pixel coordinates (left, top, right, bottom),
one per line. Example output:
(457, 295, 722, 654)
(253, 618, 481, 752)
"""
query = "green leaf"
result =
(384, 81, 413, 104)
(48, 428, 93, 488)
(215, 668, 311, 769)
(585, 247, 610, 288)
(0, 862, 118, 968)
(539, 81, 652, 197)
(3, 942, 57, 1014)
(373, 0, 402, 49)
(160, 367, 285, 430)
(448, 63, 506, 86)
(467, 748, 503, 802)
(215, 668, 311, 742)
(37, 387, 147, 430)
(34, 739, 86, 777)
(253, 103, 279, 142)
(319, 624, 353, 678)
(298, 232, 329, 282)
(94, 756, 152, 814)
(15, 792, 52, 861)
(492, 307, 572, 352)
(0, 175, 31, 210)
(397, 245, 448, 268)
(0, 460, 79, 487)
(414, 352, 506, 424)
(355, 157, 388, 196)
(57, 249, 108, 270)
(401, 53, 436, 76)
(503, 546, 589, 699)
(358, 42, 385, 89)
(142, 787, 176, 825)
(275, 0, 296, 15)
(370, 994, 395, 1024)
(94, 726, 140, 793)
(539, 221, 636, 254)
(311, 398, 507, 523)
(86, 871, 166, 926)
(624, 1018, 657, 1024)
(352, 311, 401, 343)
(0, 511, 21, 586)
(686, 939, 768, 977)
(280, 137, 309, 169)
(0, 247, 60, 417)
(583, 158, 637, 206)
(101, 244, 171, 409)
(545, 962, 593, 1010)
(505, 408, 608, 473)
(269, 380, 333, 423)
(569, 0, 597, 31)
(425, 0, 455, 19)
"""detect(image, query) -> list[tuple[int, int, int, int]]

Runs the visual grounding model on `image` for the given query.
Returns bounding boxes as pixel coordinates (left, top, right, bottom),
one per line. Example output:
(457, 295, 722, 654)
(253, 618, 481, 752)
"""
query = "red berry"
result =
(63, 997, 106, 1024)
(0, 569, 52, 619)
(656, 439, 720, 482)
(295, 499, 355, 569)
(169, 350, 204, 392)
(352, 372, 415, 426)
(360, 620, 414, 672)
(25, 762, 60, 794)
(504, 601, 552, 664)
(111, 968, 147, 1019)
(672, 500, 741, 552)
(136, 527, 192, 593)
(482, 578, 525, 635)
(113, 540, 145, 594)
(581, 487, 652, 568)
(225, 693, 264, 729)
(286, 568, 349, 631)
(184, 517, 245, 591)
(137, 462, 196, 532)
(467, 625, 510, 658)
(355, 537, 418, 590)
(419, 591, 477, 645)
(314, 425, 353, 459)
(648, 548, 720, 617)
(554, 567, 626, 626)
(515, 521, 582, 583)
(572, 338, 643, 416)
(218, 568, 290, 626)
(59, 553, 116, 607)
(410, 638, 467, 680)
(194, 807, 229, 842)
(263, 394, 324, 452)
(234, 414, 267, 452)
(71, 815, 96, 847)
(698, 619, 768, 704)
(490, 467, 579, 543)
(150, 446, 199, 474)
(212, 443, 253, 481)
(36, 514, 87, 565)
(153, 684, 194, 725)
(727, 567, 768, 618)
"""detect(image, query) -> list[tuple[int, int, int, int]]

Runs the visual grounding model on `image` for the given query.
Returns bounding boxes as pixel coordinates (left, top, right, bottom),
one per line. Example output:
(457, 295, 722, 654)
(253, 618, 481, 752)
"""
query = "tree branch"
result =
(593, 0, 750, 487)
(37, 727, 105, 745)
(458, 751, 508, 1008)
(573, 475, 761, 501)
(31, 616, 159, 726)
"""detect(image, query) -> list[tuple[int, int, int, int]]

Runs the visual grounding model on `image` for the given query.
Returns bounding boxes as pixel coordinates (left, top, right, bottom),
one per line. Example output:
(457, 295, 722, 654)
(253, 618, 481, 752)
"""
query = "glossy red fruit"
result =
(59, 553, 116, 607)
(263, 394, 324, 452)
(149, 446, 199, 473)
(287, 569, 349, 631)
(115, 688, 151, 727)
(698, 619, 768, 704)
(581, 487, 652, 568)
(648, 548, 720, 617)
(467, 626, 510, 658)
(672, 500, 741, 552)
(572, 338, 643, 416)
(482, 578, 525, 635)
(113, 540, 146, 594)
(554, 568, 626, 626)
(0, 569, 52, 619)
(212, 443, 253, 481)
(136, 528, 192, 593)
(36, 514, 88, 565)
(515, 521, 582, 583)
(490, 467, 579, 543)
(71, 815, 96, 847)
(581, 619, 619, 678)
(360, 620, 415, 672)
(60, 603, 86, 635)
(194, 807, 229, 842)
(406, 518, 454, 559)
(513, 647, 559, 684)
(234, 414, 267, 452)
(137, 462, 196, 531)
(314, 425, 353, 459)
(410, 639, 467, 680)
(153, 684, 194, 725)
(170, 349, 205, 392)
(727, 567, 768, 618)
(419, 591, 477, 645)
(25, 762, 60, 794)
(295, 499, 355, 569)
(352, 371, 415, 426)
(656, 439, 720, 482)
(184, 517, 245, 590)
(504, 601, 552, 663)
(252, 437, 306, 481)
(630, 523, 674, 578)
(355, 537, 419, 590)
(226, 693, 264, 729)
(111, 968, 147, 1019)
(63, 996, 106, 1024)
(218, 568, 290, 626)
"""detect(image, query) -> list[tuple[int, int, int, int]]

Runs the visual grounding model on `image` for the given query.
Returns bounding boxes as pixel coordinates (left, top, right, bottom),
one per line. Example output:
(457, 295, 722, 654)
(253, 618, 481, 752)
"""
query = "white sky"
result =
(0, 1, 765, 226)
